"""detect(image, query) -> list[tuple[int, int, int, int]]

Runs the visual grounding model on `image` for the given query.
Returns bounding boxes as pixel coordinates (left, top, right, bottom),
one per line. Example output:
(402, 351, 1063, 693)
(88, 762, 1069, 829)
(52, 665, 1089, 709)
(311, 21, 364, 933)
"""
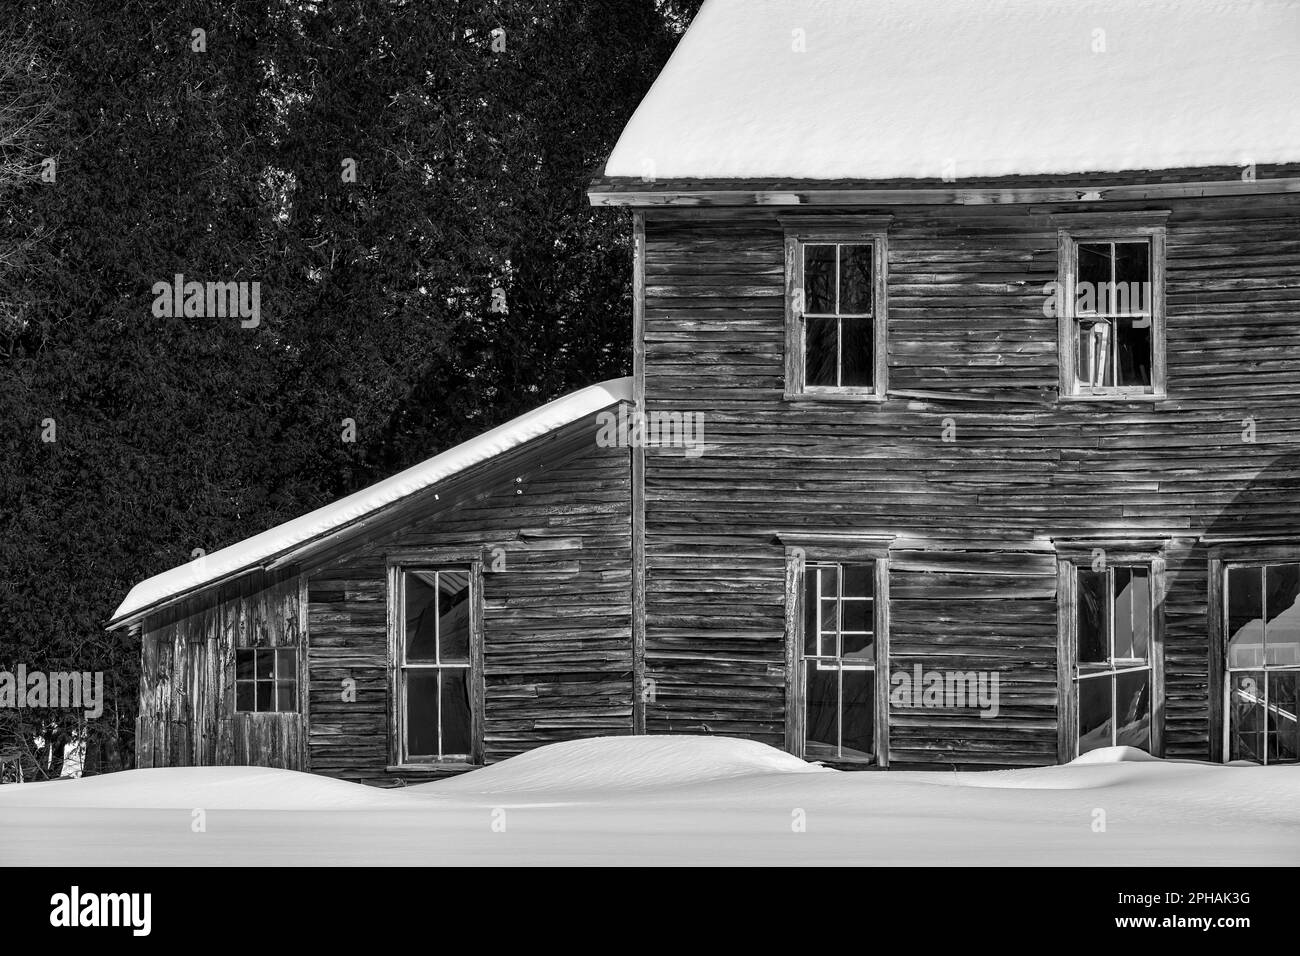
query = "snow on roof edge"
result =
(110, 378, 634, 627)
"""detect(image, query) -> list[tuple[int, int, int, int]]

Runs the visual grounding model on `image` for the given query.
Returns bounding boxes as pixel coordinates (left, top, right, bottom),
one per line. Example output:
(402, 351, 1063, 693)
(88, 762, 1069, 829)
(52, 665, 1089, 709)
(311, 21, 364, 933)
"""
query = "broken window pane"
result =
(805, 317, 838, 387)
(1114, 669, 1151, 750)
(1265, 563, 1300, 667)
(839, 244, 873, 314)
(1076, 319, 1114, 388)
(438, 571, 472, 662)
(404, 571, 440, 662)
(1077, 569, 1107, 663)
(804, 244, 836, 314)
(1228, 566, 1265, 669)
(1113, 568, 1150, 660)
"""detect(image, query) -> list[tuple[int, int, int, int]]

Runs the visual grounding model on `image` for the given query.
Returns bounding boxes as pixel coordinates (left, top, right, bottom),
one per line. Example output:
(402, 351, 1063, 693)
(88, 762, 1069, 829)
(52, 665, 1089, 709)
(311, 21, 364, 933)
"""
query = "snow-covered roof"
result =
(110, 378, 633, 627)
(604, 0, 1300, 182)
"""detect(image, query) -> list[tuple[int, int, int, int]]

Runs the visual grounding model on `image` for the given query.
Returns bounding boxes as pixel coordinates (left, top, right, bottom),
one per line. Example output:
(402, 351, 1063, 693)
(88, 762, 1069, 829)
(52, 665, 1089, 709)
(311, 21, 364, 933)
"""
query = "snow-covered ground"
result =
(1, 736, 1296, 866)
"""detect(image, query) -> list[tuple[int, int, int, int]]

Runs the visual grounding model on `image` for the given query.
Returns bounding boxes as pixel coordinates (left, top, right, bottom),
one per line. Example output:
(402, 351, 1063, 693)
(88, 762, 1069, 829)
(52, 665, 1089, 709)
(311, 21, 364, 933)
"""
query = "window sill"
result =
(1058, 391, 1166, 403)
(784, 390, 886, 404)
(386, 762, 480, 774)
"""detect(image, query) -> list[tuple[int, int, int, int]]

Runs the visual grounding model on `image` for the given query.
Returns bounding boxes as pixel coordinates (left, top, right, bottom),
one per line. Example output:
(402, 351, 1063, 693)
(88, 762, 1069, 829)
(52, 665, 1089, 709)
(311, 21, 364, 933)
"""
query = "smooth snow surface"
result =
(604, 0, 1300, 181)
(413, 735, 829, 794)
(3, 736, 1298, 865)
(110, 378, 632, 625)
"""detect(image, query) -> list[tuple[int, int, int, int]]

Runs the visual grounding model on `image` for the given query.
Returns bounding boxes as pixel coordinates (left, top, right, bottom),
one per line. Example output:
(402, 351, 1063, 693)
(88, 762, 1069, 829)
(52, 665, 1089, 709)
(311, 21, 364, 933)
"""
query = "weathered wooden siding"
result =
(641, 191, 1300, 766)
(306, 414, 633, 785)
(136, 570, 306, 770)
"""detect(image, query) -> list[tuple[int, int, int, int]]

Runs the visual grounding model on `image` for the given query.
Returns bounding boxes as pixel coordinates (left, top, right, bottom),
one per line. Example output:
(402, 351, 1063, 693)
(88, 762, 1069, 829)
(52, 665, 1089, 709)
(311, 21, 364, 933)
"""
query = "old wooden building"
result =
(113, 0, 1300, 779)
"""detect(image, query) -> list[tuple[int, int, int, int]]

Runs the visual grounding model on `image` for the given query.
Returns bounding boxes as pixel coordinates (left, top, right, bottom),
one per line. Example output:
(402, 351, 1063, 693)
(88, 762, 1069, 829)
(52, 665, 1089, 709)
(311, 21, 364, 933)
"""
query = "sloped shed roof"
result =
(110, 378, 633, 627)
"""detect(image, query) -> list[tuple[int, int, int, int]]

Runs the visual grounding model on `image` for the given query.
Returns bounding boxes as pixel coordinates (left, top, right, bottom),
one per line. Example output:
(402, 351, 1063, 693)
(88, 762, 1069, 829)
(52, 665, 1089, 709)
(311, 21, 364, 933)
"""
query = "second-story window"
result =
(783, 219, 890, 400)
(1055, 215, 1167, 400)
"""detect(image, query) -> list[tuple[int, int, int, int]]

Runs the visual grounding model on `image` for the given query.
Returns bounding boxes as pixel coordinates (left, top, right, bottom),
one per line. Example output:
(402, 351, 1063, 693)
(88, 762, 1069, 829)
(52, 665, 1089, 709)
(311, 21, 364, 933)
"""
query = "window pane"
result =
(1076, 243, 1110, 313)
(1265, 563, 1300, 667)
(1078, 675, 1112, 755)
(235, 649, 255, 681)
(1076, 319, 1114, 387)
(1227, 567, 1265, 669)
(236, 680, 254, 712)
(276, 682, 297, 713)
(840, 668, 874, 759)
(1077, 569, 1107, 663)
(840, 318, 874, 388)
(1115, 317, 1152, 387)
(839, 244, 873, 314)
(1267, 671, 1300, 763)
(805, 317, 838, 387)
(818, 564, 840, 601)
(438, 571, 472, 662)
(440, 669, 473, 756)
(275, 648, 297, 680)
(1113, 568, 1150, 660)
(1229, 671, 1266, 762)
(1114, 669, 1151, 751)
(840, 599, 872, 645)
(406, 671, 440, 758)
(255, 648, 275, 680)
(819, 599, 839, 656)
(1113, 242, 1150, 309)
(803, 244, 836, 314)
(404, 571, 440, 662)
(841, 564, 872, 599)
(256, 680, 275, 713)
(804, 660, 839, 756)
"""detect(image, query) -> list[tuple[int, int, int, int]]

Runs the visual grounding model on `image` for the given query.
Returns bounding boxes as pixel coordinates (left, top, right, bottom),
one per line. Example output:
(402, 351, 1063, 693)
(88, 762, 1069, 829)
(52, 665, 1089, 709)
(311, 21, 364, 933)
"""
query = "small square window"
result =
(234, 646, 299, 714)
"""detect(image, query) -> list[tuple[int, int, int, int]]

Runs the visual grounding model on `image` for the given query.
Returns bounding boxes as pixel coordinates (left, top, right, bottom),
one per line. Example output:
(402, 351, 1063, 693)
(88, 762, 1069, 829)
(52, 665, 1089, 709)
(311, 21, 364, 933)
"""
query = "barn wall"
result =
(306, 416, 633, 785)
(136, 569, 306, 770)
(640, 191, 1300, 766)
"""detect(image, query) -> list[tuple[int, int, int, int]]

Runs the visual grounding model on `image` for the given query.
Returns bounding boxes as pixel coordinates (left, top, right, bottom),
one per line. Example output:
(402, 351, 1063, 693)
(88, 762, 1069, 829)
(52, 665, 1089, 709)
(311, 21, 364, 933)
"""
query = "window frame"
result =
(386, 554, 485, 769)
(782, 217, 891, 402)
(1056, 547, 1165, 762)
(1209, 544, 1300, 765)
(234, 646, 300, 714)
(784, 540, 892, 766)
(1053, 213, 1168, 402)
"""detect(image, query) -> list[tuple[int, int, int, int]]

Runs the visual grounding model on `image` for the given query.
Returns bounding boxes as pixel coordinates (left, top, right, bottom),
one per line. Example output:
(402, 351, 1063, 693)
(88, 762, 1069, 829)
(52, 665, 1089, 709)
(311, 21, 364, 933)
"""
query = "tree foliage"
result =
(0, 0, 697, 774)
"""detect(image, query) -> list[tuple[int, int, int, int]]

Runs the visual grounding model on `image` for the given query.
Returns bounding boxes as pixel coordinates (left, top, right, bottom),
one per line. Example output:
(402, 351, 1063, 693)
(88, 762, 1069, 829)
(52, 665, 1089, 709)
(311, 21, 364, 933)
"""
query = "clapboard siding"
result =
(306, 413, 633, 786)
(641, 191, 1300, 767)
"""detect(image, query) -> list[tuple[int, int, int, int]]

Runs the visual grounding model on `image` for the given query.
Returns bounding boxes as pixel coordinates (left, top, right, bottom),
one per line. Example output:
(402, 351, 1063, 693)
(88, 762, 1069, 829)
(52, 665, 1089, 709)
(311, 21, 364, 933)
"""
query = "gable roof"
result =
(603, 0, 1300, 182)
(109, 378, 633, 628)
